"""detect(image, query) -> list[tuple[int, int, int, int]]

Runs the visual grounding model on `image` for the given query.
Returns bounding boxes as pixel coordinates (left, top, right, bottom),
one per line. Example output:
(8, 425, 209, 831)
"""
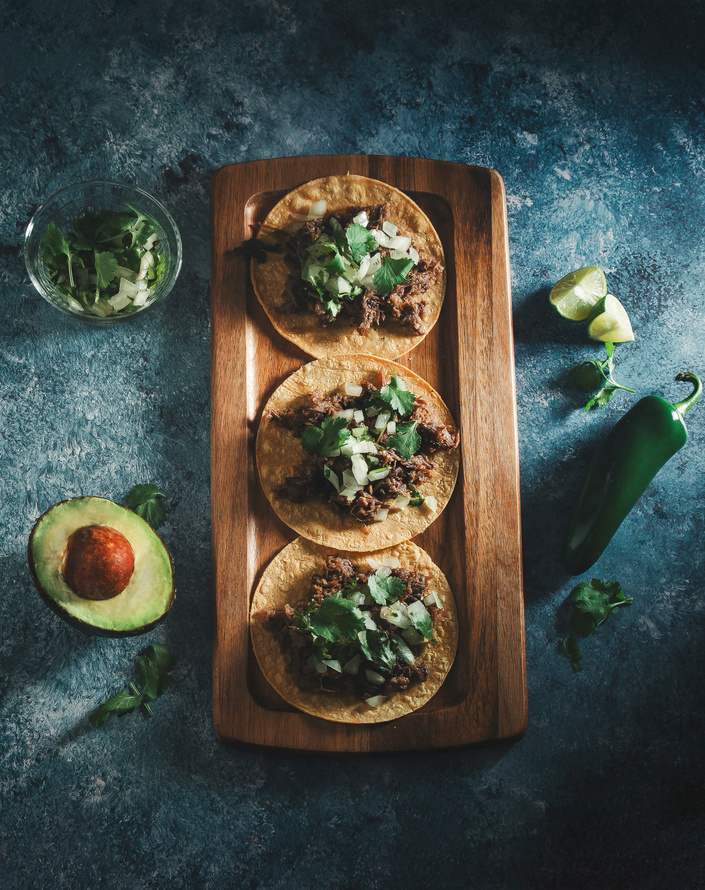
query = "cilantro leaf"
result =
(125, 483, 166, 529)
(301, 416, 350, 456)
(329, 217, 347, 253)
(94, 250, 118, 290)
(568, 578, 633, 638)
(373, 256, 414, 296)
(375, 375, 417, 417)
(358, 629, 397, 673)
(385, 421, 421, 458)
(562, 637, 583, 672)
(367, 573, 406, 605)
(42, 221, 76, 287)
(89, 644, 175, 727)
(299, 596, 366, 643)
(408, 605, 434, 641)
(570, 342, 635, 411)
(345, 223, 376, 262)
(136, 643, 176, 700)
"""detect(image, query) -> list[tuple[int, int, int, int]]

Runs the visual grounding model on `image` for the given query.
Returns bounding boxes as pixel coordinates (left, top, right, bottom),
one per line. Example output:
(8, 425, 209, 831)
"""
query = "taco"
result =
(250, 537, 458, 724)
(250, 174, 446, 360)
(256, 355, 460, 551)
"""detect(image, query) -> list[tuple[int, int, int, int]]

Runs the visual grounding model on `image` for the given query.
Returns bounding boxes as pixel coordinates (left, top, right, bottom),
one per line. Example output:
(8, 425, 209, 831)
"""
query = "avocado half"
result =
(28, 496, 175, 636)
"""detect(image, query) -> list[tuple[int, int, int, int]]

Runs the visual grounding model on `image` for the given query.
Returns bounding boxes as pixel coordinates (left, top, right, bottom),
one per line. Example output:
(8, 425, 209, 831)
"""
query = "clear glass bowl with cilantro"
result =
(24, 180, 182, 324)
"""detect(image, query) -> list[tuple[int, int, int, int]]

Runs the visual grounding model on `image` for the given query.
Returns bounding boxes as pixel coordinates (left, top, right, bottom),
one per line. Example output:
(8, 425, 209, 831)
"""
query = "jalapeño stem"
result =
(673, 372, 702, 420)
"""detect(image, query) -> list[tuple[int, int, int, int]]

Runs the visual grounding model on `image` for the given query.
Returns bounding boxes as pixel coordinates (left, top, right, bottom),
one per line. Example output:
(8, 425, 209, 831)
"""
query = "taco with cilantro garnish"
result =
(250, 174, 446, 360)
(250, 537, 458, 723)
(256, 355, 460, 551)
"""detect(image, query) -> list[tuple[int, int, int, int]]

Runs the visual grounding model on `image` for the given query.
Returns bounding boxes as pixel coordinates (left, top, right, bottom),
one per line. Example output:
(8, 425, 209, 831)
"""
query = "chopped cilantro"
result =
(358, 628, 398, 673)
(40, 204, 165, 317)
(345, 222, 376, 262)
(386, 421, 421, 458)
(301, 416, 351, 456)
(376, 376, 417, 417)
(367, 573, 406, 605)
(373, 256, 414, 296)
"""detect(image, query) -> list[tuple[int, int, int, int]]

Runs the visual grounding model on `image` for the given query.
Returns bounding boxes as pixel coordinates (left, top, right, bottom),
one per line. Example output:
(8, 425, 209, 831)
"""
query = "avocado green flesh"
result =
(30, 497, 174, 633)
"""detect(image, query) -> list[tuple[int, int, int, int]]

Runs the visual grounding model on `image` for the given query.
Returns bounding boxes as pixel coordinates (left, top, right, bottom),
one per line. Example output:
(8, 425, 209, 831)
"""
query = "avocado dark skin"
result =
(28, 497, 175, 637)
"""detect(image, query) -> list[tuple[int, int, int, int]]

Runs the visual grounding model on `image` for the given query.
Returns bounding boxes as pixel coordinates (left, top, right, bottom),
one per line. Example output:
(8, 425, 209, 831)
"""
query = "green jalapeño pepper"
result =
(563, 372, 702, 575)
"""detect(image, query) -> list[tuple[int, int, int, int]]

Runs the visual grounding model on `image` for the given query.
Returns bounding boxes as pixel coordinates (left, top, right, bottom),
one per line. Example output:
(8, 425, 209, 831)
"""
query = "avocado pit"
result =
(63, 524, 135, 600)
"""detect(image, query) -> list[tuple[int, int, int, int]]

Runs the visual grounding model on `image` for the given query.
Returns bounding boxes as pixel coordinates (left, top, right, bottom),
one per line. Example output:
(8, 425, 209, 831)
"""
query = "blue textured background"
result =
(1, 1, 704, 887)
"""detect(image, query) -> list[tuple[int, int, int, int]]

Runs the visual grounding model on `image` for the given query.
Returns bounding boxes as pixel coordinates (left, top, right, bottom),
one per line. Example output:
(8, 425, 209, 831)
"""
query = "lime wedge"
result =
(586, 294, 635, 343)
(550, 266, 607, 321)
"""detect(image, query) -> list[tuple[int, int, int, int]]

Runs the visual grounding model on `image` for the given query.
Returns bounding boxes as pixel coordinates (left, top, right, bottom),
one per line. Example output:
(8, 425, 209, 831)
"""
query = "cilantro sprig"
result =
(125, 483, 166, 529)
(374, 256, 414, 296)
(561, 578, 633, 671)
(385, 421, 421, 458)
(89, 644, 175, 727)
(301, 416, 350, 456)
(570, 341, 635, 411)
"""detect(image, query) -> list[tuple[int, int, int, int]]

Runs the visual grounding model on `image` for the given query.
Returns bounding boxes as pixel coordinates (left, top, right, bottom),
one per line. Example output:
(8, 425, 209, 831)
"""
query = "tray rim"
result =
(211, 153, 527, 752)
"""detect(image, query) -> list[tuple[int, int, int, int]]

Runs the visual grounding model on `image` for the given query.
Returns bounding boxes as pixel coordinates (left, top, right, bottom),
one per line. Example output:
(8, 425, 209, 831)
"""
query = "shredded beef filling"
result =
(270, 383, 458, 523)
(265, 555, 439, 700)
(279, 203, 442, 335)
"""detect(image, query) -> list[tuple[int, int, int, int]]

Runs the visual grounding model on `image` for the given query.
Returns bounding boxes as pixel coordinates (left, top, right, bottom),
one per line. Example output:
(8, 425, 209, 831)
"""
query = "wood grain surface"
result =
(211, 155, 527, 752)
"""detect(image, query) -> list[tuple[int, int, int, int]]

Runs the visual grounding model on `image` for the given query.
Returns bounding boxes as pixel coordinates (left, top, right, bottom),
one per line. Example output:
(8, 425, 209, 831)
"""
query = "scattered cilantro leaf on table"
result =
(89, 644, 175, 728)
(570, 341, 635, 411)
(126, 483, 166, 529)
(561, 578, 632, 671)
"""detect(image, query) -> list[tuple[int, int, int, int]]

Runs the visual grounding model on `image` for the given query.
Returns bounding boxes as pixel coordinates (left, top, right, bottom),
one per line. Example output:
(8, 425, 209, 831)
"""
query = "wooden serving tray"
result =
(211, 155, 527, 752)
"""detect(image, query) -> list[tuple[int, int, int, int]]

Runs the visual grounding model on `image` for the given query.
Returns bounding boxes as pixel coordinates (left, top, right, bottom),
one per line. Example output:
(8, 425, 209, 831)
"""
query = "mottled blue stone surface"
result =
(1, 1, 704, 887)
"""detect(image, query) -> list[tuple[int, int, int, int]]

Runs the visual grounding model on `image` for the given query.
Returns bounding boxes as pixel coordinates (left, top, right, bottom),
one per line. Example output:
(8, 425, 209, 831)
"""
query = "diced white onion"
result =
(115, 265, 137, 282)
(365, 695, 388, 709)
(108, 292, 132, 311)
(342, 470, 361, 492)
(351, 454, 368, 485)
(373, 508, 389, 522)
(322, 658, 342, 673)
(373, 229, 391, 247)
(367, 468, 390, 482)
(339, 488, 358, 502)
(307, 654, 328, 673)
(334, 408, 355, 420)
(386, 420, 397, 434)
(324, 466, 341, 492)
(392, 496, 410, 508)
(118, 277, 139, 298)
(402, 627, 426, 646)
(380, 603, 411, 629)
(363, 616, 378, 631)
(366, 557, 381, 570)
(343, 654, 361, 674)
(353, 409, 365, 423)
(388, 234, 411, 251)
(351, 427, 367, 438)
(352, 210, 368, 226)
(374, 412, 391, 431)
(409, 246, 420, 264)
(380, 557, 402, 568)
(423, 496, 438, 513)
(365, 670, 386, 686)
(424, 591, 443, 609)
(395, 635, 416, 665)
(375, 566, 392, 578)
(133, 290, 150, 307)
(382, 221, 398, 237)
(352, 439, 377, 455)
(345, 383, 363, 397)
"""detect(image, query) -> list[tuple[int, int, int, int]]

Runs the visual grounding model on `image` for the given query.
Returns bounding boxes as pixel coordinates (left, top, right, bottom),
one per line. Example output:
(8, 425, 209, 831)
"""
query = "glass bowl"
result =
(24, 180, 182, 325)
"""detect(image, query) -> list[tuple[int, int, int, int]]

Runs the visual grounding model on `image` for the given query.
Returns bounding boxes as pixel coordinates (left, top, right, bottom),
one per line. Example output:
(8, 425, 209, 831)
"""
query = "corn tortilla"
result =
(251, 174, 446, 360)
(250, 537, 458, 724)
(256, 355, 460, 551)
